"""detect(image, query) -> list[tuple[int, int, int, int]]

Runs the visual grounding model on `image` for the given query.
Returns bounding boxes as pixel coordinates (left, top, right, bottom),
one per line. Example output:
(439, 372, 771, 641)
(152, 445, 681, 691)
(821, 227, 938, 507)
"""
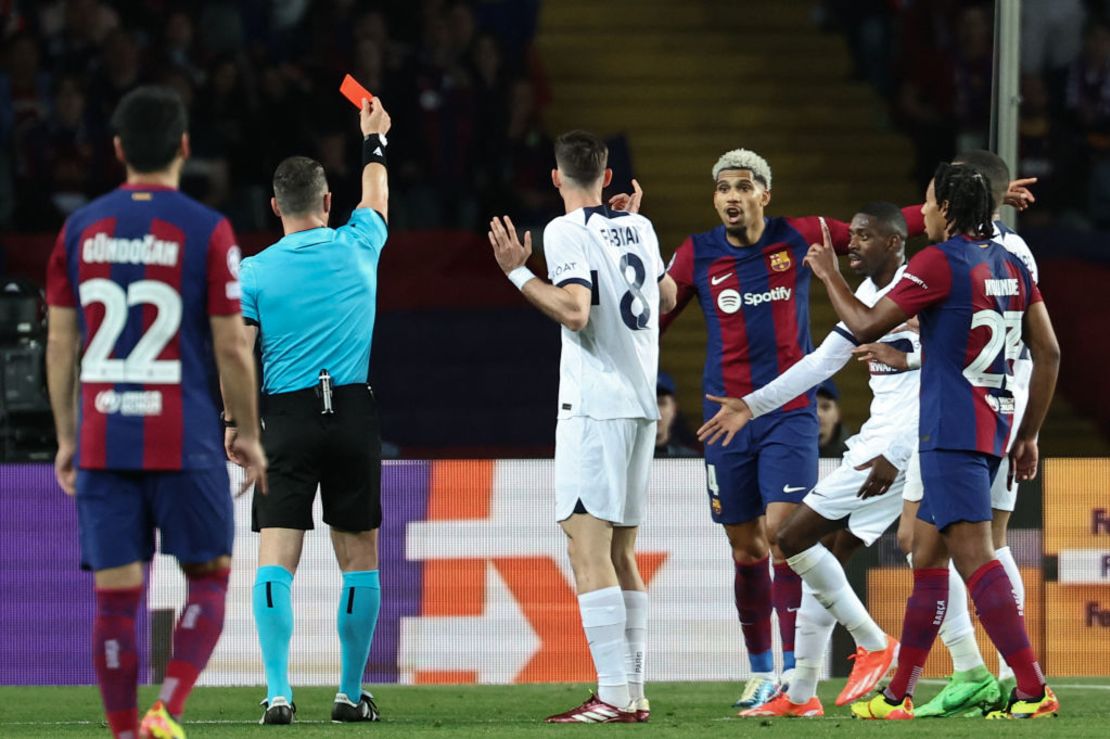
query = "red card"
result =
(339, 74, 374, 108)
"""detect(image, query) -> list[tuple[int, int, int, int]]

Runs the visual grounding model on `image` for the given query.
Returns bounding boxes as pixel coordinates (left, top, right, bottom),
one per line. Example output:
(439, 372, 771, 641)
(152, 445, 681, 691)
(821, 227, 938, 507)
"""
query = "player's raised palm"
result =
(698, 395, 753, 446)
(488, 215, 532, 274)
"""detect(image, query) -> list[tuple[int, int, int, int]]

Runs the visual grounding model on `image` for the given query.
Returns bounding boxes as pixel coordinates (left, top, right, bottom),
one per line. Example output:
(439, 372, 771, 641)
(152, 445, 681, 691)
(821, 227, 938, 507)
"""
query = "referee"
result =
(224, 97, 391, 725)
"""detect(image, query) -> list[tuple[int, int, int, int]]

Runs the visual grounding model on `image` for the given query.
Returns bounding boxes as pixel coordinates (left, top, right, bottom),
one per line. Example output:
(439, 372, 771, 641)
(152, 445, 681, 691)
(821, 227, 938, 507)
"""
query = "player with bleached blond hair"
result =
(614, 149, 923, 710)
(613, 149, 1035, 711)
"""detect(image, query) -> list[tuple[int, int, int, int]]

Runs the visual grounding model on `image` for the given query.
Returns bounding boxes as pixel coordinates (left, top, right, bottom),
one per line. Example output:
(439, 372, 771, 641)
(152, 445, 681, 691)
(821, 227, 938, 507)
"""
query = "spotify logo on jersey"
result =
(717, 289, 741, 314)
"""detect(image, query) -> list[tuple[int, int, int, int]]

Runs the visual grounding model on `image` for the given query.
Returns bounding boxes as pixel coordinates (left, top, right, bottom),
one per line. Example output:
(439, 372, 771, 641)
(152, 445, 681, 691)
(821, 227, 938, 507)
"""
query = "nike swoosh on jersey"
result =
(710, 273, 732, 285)
(782, 485, 807, 493)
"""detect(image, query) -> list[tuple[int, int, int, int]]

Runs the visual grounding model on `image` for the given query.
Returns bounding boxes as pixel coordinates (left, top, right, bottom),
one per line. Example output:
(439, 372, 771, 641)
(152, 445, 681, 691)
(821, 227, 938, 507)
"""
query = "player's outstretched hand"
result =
(55, 440, 76, 496)
(855, 455, 898, 498)
(608, 179, 643, 213)
(360, 97, 391, 138)
(488, 215, 532, 274)
(1004, 177, 1037, 211)
(1010, 436, 1039, 482)
(852, 342, 909, 371)
(230, 434, 269, 496)
(698, 395, 753, 447)
(803, 216, 839, 280)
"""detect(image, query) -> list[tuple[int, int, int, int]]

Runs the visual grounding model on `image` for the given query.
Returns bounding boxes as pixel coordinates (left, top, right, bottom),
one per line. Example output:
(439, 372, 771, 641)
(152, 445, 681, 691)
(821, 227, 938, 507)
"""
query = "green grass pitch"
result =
(2, 679, 1108, 737)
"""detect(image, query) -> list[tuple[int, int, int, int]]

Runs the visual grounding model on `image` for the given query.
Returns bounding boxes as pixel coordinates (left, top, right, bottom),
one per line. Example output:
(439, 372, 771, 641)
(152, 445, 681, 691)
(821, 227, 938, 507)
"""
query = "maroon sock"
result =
(94, 587, 142, 739)
(160, 568, 230, 717)
(968, 560, 1045, 699)
(884, 568, 948, 701)
(734, 557, 774, 671)
(772, 562, 802, 666)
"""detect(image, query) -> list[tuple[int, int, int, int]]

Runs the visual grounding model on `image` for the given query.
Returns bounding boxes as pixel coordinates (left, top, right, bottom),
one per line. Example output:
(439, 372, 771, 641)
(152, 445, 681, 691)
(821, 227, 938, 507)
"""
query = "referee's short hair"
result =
(273, 156, 328, 216)
(554, 130, 608, 187)
(111, 85, 188, 173)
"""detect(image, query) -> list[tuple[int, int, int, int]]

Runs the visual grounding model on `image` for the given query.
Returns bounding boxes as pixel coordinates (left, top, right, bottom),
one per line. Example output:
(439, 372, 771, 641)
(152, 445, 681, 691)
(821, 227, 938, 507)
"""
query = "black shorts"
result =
(252, 384, 382, 532)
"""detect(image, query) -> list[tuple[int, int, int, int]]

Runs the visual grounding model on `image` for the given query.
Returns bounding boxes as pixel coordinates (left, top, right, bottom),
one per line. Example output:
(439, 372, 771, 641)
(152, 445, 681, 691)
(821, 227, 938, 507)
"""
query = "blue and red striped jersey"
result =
(885, 235, 1042, 456)
(665, 209, 924, 413)
(45, 184, 242, 470)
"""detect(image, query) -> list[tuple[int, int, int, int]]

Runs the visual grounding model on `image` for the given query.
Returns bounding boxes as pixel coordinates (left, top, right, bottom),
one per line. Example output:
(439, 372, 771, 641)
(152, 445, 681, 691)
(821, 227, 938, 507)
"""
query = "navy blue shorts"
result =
(75, 466, 233, 571)
(702, 406, 818, 525)
(916, 449, 1000, 532)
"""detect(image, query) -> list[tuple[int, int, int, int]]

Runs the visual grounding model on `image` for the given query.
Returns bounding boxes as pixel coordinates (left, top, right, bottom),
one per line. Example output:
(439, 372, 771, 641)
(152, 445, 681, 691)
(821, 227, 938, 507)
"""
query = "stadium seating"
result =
(536, 0, 917, 433)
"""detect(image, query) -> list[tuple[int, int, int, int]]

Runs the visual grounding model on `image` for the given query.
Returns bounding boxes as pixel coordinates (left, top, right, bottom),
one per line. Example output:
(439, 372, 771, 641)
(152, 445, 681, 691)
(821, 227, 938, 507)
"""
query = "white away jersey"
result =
(543, 206, 665, 421)
(744, 265, 920, 468)
(995, 221, 1038, 451)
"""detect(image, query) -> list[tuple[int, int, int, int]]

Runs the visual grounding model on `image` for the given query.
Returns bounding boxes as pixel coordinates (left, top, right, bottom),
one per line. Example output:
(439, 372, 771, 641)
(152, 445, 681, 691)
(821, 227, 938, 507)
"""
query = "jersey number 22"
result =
(79, 278, 183, 384)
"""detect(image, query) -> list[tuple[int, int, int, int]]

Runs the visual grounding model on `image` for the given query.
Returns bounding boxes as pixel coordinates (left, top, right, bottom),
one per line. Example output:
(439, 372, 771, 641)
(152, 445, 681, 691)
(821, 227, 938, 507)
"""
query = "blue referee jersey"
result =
(240, 208, 387, 393)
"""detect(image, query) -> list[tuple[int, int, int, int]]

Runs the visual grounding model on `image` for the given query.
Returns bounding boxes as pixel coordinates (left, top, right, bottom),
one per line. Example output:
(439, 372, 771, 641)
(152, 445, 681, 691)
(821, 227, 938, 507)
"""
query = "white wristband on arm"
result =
(906, 349, 922, 370)
(507, 266, 535, 291)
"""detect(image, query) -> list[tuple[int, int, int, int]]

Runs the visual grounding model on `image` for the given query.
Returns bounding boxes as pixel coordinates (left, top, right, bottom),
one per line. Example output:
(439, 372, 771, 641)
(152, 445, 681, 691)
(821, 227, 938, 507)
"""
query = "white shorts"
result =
(902, 448, 1016, 512)
(554, 416, 656, 526)
(989, 455, 1017, 512)
(903, 449, 923, 503)
(803, 460, 905, 545)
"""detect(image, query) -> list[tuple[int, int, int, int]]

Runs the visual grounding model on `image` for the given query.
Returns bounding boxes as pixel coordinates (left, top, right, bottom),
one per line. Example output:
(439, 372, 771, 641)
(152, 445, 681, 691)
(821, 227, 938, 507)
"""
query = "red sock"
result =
(885, 568, 948, 701)
(159, 568, 230, 717)
(734, 557, 773, 671)
(94, 587, 142, 739)
(969, 560, 1045, 699)
(772, 562, 802, 664)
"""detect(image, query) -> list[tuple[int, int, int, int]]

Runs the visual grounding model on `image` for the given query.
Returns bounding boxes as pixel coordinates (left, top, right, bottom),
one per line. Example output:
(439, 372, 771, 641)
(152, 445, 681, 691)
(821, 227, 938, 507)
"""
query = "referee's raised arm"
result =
(357, 97, 391, 220)
(242, 87, 392, 726)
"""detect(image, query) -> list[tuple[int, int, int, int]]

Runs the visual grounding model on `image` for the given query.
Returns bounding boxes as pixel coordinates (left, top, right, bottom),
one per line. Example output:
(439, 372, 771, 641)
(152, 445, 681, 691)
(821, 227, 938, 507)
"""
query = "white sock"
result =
(939, 560, 986, 673)
(787, 585, 835, 703)
(579, 587, 630, 709)
(622, 590, 648, 701)
(995, 546, 1024, 681)
(787, 544, 886, 652)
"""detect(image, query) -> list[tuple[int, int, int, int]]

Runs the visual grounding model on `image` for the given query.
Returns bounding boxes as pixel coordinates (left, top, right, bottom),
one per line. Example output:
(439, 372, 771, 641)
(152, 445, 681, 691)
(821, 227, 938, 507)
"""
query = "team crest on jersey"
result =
(227, 245, 241, 278)
(769, 250, 791, 272)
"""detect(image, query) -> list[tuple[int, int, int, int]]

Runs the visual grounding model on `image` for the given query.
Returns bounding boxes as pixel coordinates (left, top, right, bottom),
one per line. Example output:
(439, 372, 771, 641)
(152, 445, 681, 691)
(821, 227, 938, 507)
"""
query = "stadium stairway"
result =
(535, 0, 1106, 454)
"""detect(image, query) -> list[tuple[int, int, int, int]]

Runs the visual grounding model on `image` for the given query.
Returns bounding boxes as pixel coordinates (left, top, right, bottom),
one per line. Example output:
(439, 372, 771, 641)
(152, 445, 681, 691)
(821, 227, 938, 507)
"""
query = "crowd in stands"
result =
(0, 0, 559, 235)
(820, 0, 1110, 229)
(8, 1, 1110, 237)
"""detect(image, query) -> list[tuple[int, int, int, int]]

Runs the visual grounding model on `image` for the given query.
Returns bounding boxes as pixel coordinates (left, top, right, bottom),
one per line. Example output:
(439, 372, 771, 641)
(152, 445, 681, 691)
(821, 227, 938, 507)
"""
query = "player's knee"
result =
(729, 539, 769, 563)
(724, 522, 769, 562)
(775, 520, 805, 559)
(181, 555, 231, 578)
(611, 548, 637, 580)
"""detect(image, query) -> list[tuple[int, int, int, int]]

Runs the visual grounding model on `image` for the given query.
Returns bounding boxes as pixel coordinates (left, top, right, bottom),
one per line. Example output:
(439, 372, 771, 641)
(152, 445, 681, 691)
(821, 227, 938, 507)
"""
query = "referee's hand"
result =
(227, 428, 269, 495)
(360, 97, 391, 137)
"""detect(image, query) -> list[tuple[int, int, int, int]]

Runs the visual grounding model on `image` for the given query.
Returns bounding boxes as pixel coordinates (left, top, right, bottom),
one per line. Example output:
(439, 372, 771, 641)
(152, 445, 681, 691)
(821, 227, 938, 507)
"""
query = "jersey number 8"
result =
(619, 253, 651, 331)
(79, 278, 183, 384)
